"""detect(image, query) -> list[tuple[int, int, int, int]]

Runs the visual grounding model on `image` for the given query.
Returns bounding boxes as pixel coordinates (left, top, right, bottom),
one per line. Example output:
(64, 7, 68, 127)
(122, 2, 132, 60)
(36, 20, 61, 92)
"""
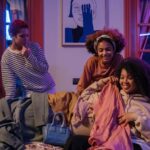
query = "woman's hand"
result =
(21, 46, 31, 58)
(118, 112, 138, 126)
(109, 76, 118, 84)
(102, 76, 118, 84)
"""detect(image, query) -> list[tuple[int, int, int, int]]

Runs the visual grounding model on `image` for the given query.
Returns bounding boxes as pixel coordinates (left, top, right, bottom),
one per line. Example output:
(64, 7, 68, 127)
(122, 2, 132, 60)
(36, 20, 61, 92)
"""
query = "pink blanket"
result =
(88, 83, 133, 150)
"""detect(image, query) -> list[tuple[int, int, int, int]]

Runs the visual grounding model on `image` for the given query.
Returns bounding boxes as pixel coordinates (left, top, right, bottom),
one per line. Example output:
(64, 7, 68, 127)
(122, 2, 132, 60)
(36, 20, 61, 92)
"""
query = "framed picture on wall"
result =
(61, 0, 108, 46)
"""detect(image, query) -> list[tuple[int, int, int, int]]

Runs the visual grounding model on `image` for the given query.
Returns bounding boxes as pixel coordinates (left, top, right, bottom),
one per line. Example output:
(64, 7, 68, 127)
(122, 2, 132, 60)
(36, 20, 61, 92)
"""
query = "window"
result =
(138, 0, 150, 64)
(125, 0, 150, 64)
(5, 2, 12, 47)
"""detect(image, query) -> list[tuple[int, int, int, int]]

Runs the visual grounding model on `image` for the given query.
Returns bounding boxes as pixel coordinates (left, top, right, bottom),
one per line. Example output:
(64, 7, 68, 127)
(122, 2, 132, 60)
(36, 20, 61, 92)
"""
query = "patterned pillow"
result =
(25, 142, 63, 150)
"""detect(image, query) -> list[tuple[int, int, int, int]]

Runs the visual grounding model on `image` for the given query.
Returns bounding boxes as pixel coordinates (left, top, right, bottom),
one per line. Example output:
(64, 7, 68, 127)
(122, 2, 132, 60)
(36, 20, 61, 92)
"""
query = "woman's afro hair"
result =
(116, 57, 150, 99)
(85, 28, 126, 55)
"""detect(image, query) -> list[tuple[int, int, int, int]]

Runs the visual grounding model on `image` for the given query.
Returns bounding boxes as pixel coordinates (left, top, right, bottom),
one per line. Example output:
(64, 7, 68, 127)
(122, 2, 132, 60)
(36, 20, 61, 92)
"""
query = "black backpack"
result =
(0, 93, 53, 144)
(10, 96, 53, 142)
(10, 97, 42, 142)
(0, 121, 25, 150)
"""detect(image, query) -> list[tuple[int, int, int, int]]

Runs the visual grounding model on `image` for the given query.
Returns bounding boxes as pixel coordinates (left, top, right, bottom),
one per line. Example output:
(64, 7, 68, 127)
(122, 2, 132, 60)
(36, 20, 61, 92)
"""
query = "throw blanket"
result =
(88, 83, 133, 150)
(25, 142, 63, 150)
(72, 79, 106, 128)
(48, 91, 77, 124)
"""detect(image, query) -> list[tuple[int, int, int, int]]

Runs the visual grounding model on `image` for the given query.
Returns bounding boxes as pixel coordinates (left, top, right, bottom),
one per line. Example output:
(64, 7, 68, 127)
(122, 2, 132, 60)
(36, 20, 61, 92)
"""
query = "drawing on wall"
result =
(61, 0, 107, 46)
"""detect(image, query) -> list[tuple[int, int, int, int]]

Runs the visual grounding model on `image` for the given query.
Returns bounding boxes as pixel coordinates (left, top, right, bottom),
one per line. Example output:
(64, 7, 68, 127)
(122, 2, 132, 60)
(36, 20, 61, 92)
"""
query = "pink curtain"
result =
(139, 0, 150, 58)
(26, 0, 43, 48)
(0, 0, 6, 98)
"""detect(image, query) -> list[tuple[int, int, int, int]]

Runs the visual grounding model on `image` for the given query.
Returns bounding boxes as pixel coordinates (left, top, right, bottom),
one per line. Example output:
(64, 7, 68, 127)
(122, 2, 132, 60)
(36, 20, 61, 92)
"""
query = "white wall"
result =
(44, 0, 124, 92)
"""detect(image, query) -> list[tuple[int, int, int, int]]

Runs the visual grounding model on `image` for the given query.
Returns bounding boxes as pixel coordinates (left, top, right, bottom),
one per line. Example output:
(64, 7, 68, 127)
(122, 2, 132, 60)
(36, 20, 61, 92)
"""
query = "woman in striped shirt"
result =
(1, 19, 55, 99)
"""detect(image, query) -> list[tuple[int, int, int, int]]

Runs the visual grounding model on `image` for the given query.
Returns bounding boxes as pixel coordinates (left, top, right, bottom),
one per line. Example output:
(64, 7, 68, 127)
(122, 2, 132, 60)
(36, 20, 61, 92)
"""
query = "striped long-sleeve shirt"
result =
(1, 42, 55, 99)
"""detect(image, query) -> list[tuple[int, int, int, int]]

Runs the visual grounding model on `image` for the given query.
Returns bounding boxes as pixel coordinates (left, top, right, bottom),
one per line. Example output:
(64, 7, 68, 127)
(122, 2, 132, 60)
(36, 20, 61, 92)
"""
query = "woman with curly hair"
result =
(76, 28, 126, 96)
(88, 57, 150, 150)
(115, 57, 150, 150)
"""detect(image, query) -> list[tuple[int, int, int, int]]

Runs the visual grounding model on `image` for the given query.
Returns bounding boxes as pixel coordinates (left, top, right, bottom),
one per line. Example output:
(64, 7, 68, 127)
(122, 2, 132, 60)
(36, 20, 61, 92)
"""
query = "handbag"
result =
(43, 112, 71, 146)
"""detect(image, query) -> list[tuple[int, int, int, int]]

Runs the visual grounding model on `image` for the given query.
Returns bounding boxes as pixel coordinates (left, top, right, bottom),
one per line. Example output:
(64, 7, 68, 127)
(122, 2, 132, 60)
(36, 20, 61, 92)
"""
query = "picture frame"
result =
(61, 0, 108, 46)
